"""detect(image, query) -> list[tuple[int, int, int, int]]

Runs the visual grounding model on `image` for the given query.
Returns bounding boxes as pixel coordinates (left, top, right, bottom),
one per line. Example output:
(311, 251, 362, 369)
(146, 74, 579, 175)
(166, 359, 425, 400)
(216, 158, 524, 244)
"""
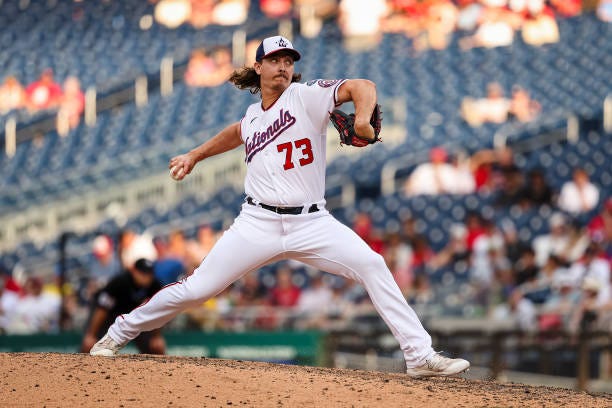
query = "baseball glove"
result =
(329, 104, 382, 147)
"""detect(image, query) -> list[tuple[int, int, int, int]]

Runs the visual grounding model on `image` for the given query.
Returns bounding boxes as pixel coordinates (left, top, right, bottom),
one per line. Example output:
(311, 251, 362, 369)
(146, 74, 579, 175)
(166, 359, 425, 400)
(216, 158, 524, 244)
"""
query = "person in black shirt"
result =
(517, 168, 554, 208)
(81, 258, 164, 354)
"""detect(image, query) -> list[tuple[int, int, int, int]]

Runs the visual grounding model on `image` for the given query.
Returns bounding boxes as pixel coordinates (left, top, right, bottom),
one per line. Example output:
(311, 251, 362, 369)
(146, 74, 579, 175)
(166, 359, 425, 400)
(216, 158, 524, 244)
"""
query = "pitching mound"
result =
(1, 353, 610, 407)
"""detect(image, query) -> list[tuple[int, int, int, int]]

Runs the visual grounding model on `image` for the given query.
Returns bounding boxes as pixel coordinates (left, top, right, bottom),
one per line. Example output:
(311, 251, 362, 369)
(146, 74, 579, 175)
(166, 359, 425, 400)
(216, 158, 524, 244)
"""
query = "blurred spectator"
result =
(383, 232, 414, 295)
(119, 229, 158, 270)
(296, 273, 334, 325)
(233, 272, 267, 306)
(353, 212, 385, 254)
(183, 286, 233, 331)
(522, 5, 560, 46)
(569, 276, 608, 333)
(550, 0, 582, 18)
(461, 82, 511, 127)
(400, 216, 419, 245)
(513, 247, 539, 286)
(90, 235, 121, 289)
(413, 0, 458, 52)
(588, 197, 612, 245)
(338, 0, 387, 51)
(56, 76, 85, 136)
(598, 0, 612, 22)
(456, 0, 484, 31)
(492, 146, 521, 190)
(184, 49, 217, 87)
(212, 0, 248, 25)
(296, 0, 338, 38)
(186, 225, 218, 270)
(5, 277, 61, 334)
(567, 243, 611, 305)
(562, 220, 591, 264)
(210, 47, 235, 84)
(25, 69, 63, 112)
(509, 86, 541, 122)
(507, 0, 528, 14)
(491, 289, 537, 331)
(459, 7, 519, 50)
(189, 0, 215, 28)
(382, 0, 424, 37)
(499, 218, 523, 264)
(430, 223, 470, 270)
(407, 274, 434, 306)
(517, 168, 553, 208)
(260, 0, 292, 18)
(494, 166, 525, 207)
(165, 230, 189, 264)
(527, 254, 568, 299)
(154, 0, 191, 28)
(154, 259, 186, 287)
(245, 38, 262, 65)
(410, 235, 434, 276)
(152, 230, 188, 286)
(450, 152, 477, 194)
(539, 275, 581, 331)
(325, 281, 356, 325)
(0, 277, 20, 332)
(470, 218, 506, 287)
(0, 76, 26, 114)
(185, 47, 233, 88)
(0, 268, 21, 293)
(558, 167, 600, 214)
(532, 212, 570, 267)
(494, 257, 517, 303)
(465, 211, 487, 251)
(81, 258, 164, 354)
(404, 147, 471, 196)
(269, 266, 301, 307)
(470, 146, 520, 193)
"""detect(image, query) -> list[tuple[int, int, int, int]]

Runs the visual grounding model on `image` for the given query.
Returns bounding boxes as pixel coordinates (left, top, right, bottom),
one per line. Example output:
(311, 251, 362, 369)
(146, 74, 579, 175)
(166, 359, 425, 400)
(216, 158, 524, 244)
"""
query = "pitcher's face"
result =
(255, 53, 295, 92)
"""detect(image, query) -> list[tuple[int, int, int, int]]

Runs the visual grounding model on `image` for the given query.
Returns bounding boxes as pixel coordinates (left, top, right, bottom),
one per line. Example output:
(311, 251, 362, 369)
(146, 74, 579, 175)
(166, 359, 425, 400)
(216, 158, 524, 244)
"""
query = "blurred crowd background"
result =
(0, 0, 610, 365)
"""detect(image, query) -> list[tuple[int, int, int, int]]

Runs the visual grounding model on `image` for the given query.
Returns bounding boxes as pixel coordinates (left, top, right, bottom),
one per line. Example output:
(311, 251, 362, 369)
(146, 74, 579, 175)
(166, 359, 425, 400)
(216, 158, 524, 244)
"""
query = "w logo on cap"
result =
(255, 36, 301, 62)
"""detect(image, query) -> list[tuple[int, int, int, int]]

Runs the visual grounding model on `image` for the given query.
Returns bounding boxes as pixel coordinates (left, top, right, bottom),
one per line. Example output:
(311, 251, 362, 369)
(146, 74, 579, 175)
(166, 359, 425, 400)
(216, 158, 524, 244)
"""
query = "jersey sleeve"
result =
(297, 79, 347, 132)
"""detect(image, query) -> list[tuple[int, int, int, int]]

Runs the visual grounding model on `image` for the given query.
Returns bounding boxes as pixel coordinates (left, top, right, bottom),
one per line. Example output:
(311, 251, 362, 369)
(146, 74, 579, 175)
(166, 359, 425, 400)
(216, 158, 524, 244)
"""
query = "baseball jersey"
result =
(240, 79, 346, 206)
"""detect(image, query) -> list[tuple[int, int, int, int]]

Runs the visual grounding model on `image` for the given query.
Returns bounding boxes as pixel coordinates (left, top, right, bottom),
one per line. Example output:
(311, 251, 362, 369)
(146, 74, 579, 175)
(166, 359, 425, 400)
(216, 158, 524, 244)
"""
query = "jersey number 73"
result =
(277, 138, 314, 170)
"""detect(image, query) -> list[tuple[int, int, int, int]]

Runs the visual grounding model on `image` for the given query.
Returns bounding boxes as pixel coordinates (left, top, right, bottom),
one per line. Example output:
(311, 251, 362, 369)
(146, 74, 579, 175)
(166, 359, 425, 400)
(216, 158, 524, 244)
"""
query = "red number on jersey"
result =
(295, 138, 314, 166)
(277, 142, 295, 170)
(277, 138, 314, 171)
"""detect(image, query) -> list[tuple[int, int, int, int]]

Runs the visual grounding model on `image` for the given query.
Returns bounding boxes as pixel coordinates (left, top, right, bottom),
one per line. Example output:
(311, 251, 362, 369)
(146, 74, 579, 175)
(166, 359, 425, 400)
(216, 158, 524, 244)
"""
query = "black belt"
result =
(246, 196, 319, 215)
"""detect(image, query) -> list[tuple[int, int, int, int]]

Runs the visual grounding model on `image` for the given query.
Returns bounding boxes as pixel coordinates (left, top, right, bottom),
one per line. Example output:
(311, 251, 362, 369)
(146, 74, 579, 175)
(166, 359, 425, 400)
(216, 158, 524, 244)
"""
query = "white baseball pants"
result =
(108, 204, 434, 368)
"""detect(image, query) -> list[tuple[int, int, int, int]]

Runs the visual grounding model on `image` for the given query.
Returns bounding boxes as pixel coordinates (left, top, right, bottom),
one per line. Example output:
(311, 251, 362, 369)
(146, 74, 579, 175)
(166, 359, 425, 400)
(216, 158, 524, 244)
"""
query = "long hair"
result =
(228, 67, 302, 95)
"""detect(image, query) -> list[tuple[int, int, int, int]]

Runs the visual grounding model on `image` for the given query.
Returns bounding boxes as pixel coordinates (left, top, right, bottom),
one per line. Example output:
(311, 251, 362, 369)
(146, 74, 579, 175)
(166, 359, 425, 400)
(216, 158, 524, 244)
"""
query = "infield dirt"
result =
(1, 353, 610, 407)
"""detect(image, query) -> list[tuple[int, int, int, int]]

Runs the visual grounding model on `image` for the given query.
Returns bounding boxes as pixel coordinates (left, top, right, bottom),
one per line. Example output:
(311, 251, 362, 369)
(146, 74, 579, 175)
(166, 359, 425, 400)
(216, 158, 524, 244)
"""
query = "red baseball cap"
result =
(430, 147, 448, 162)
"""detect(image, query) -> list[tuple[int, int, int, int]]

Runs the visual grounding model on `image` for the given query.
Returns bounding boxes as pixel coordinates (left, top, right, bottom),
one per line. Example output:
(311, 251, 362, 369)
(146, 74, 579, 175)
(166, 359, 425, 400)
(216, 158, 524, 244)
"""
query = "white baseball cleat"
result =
(405, 352, 470, 378)
(89, 334, 124, 357)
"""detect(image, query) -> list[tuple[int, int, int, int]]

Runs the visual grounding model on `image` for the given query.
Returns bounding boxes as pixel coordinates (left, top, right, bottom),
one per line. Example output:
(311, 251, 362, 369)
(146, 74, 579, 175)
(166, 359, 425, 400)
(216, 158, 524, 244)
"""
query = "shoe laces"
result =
(425, 352, 448, 370)
(100, 335, 120, 350)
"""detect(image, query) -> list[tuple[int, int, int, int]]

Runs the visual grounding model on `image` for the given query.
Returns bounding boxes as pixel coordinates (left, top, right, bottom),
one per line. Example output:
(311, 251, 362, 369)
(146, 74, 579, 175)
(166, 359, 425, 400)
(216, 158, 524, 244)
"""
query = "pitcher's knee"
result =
(365, 252, 388, 271)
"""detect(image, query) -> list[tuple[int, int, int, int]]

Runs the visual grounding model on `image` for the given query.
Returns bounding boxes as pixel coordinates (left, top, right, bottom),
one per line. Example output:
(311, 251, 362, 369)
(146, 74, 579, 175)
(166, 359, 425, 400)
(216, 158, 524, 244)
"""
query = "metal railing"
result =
(326, 325, 612, 392)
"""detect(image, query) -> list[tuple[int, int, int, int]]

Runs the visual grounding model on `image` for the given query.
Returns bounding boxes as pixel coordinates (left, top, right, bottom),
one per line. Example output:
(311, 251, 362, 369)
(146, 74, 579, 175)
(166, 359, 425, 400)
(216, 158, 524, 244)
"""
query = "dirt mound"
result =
(1, 353, 609, 407)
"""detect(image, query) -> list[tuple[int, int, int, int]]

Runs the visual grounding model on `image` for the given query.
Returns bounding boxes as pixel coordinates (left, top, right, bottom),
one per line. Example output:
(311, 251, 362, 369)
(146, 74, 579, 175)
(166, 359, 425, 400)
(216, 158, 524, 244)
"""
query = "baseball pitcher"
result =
(91, 36, 470, 377)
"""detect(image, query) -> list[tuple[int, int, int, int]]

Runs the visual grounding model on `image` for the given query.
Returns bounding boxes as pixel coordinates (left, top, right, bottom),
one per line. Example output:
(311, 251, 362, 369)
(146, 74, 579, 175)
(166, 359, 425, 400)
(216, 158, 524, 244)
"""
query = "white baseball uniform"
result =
(107, 79, 434, 368)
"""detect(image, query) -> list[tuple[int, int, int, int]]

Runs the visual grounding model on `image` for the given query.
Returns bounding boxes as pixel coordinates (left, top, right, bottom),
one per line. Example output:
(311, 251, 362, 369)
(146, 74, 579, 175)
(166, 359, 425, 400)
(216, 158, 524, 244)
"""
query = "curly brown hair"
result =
(228, 67, 302, 95)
